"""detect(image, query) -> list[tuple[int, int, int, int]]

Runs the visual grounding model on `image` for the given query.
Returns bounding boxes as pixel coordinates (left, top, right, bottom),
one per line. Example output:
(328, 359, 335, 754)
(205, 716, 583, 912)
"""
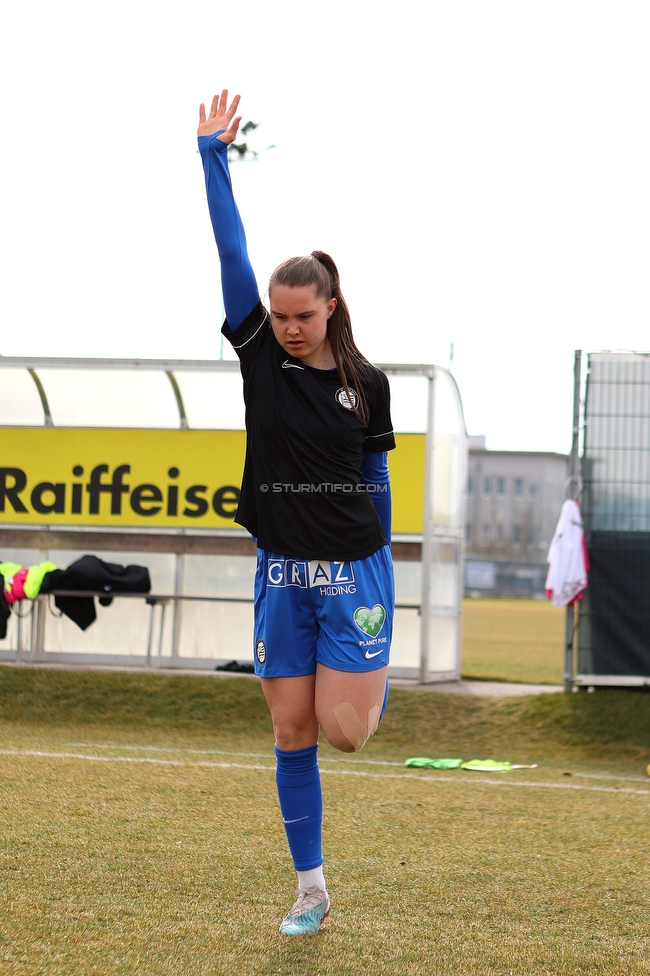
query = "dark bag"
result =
(0, 574, 10, 641)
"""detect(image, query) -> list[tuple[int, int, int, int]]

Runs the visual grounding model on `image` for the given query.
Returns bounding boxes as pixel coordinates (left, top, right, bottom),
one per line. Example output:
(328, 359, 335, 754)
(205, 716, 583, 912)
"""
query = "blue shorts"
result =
(252, 545, 394, 678)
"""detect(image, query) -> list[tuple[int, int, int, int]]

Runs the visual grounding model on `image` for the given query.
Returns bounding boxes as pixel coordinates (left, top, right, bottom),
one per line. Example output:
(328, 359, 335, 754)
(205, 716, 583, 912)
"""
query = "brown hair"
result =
(269, 251, 370, 422)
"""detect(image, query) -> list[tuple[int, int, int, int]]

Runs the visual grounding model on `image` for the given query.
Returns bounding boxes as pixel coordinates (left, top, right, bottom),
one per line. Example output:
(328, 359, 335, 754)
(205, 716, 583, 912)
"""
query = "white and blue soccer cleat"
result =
(279, 885, 330, 936)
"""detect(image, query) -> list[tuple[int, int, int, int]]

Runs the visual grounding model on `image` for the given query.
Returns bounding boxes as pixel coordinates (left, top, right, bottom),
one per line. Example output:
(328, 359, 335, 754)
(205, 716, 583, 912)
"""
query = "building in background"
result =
(464, 436, 568, 597)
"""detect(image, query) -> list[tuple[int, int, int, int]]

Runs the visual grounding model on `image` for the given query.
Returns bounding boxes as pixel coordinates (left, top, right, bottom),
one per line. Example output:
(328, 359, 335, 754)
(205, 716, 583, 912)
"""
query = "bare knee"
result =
(260, 675, 319, 751)
(273, 718, 319, 752)
(319, 700, 383, 753)
(322, 725, 361, 753)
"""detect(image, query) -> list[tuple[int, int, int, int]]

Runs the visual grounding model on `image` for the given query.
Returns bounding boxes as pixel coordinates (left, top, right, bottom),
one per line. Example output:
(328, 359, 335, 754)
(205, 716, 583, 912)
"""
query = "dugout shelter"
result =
(0, 357, 467, 682)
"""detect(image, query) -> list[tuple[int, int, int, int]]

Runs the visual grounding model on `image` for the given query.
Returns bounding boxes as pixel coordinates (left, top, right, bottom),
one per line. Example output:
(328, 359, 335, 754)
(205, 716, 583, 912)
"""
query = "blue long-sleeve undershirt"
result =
(198, 133, 260, 330)
(361, 451, 391, 544)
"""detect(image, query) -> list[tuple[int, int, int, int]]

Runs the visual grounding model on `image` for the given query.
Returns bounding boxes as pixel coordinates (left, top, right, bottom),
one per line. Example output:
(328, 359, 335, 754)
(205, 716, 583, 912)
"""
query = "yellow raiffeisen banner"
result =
(0, 429, 425, 534)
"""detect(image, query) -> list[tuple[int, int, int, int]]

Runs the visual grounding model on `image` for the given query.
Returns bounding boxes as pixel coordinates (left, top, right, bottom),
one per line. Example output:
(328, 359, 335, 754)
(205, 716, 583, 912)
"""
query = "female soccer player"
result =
(198, 91, 395, 936)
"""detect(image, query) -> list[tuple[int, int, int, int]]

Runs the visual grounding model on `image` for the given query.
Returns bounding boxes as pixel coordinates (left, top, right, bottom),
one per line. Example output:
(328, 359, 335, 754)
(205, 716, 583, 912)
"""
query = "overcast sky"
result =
(2, 1, 649, 454)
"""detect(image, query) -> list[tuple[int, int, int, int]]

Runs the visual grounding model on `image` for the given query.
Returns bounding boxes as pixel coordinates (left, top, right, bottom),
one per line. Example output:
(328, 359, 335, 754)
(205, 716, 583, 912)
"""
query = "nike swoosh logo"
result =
(282, 815, 310, 824)
(282, 360, 304, 370)
(364, 649, 383, 659)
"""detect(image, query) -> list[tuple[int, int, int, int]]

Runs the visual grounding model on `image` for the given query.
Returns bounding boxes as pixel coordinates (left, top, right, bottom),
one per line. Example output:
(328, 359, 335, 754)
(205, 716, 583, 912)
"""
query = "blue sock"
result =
(380, 678, 389, 722)
(274, 744, 323, 871)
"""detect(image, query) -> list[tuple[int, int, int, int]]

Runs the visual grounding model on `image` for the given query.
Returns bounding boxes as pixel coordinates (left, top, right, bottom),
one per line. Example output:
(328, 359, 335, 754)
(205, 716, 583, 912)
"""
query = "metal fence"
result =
(567, 351, 650, 687)
(3, 588, 423, 671)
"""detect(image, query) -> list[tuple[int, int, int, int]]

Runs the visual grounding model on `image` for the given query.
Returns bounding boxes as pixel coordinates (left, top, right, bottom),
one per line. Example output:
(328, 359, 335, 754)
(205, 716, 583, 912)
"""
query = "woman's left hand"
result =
(198, 89, 242, 143)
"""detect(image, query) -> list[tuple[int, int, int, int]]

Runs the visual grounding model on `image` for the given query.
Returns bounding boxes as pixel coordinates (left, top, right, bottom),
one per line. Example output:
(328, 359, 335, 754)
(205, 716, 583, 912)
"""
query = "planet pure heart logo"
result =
(353, 604, 386, 638)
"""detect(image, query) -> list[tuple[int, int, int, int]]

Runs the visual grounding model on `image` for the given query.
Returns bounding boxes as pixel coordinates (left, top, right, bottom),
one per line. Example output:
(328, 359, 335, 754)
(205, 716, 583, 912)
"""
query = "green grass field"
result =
(0, 667, 649, 975)
(462, 598, 565, 684)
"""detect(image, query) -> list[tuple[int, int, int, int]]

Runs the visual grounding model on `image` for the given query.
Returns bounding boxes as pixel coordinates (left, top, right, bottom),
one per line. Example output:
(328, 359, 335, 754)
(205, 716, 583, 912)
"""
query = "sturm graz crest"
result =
(336, 387, 358, 410)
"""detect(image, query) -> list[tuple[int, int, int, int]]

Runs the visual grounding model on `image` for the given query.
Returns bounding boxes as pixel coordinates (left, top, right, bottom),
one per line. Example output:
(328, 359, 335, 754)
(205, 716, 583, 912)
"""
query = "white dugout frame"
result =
(0, 357, 468, 682)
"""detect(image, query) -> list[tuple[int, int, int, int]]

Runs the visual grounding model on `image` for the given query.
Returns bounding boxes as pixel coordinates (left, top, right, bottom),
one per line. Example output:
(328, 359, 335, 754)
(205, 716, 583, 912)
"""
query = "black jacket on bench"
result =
(41, 556, 151, 631)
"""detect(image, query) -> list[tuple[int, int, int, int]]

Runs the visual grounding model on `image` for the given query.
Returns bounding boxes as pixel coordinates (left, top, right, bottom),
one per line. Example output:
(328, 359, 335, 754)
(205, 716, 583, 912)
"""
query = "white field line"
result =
(0, 749, 269, 771)
(571, 771, 650, 784)
(67, 743, 650, 783)
(68, 743, 403, 767)
(1, 749, 649, 797)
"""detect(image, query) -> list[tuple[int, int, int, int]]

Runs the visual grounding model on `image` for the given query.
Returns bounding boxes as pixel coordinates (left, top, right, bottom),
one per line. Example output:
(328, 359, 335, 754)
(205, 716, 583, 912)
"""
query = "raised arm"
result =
(198, 91, 260, 330)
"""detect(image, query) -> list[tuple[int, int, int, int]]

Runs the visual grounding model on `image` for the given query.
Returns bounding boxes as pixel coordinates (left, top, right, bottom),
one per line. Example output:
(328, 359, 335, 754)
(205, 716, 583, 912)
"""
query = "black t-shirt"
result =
(223, 303, 396, 561)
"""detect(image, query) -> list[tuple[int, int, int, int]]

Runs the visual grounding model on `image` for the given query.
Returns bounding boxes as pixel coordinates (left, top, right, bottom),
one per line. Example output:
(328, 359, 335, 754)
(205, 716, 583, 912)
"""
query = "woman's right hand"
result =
(198, 90, 242, 143)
